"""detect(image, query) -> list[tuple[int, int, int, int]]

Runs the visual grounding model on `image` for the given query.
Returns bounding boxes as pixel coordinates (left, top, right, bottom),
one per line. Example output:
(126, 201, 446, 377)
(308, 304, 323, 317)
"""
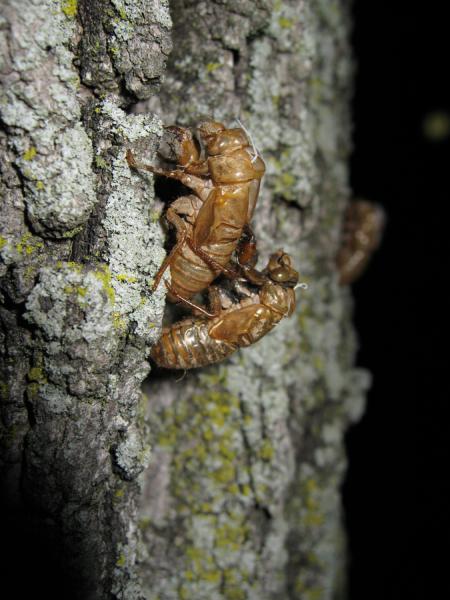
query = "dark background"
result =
(344, 2, 449, 598)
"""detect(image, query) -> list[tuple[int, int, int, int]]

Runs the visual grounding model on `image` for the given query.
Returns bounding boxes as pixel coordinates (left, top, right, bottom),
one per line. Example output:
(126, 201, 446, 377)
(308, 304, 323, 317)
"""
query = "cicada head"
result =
(266, 251, 299, 287)
(198, 120, 249, 156)
(160, 126, 201, 167)
(259, 252, 300, 318)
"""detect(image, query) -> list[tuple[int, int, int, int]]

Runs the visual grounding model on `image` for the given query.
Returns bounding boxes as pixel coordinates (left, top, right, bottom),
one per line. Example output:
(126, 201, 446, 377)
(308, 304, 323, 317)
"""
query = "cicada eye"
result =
(280, 254, 292, 268)
(267, 253, 282, 271)
(271, 267, 291, 283)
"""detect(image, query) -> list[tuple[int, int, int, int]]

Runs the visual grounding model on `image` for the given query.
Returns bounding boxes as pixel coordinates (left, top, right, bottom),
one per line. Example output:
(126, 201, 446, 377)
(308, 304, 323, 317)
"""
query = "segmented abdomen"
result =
(167, 238, 238, 301)
(168, 184, 249, 300)
(151, 318, 236, 369)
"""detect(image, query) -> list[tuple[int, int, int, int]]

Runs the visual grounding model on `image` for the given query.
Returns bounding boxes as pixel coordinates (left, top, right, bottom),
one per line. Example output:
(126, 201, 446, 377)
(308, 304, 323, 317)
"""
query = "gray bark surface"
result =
(0, 1, 369, 599)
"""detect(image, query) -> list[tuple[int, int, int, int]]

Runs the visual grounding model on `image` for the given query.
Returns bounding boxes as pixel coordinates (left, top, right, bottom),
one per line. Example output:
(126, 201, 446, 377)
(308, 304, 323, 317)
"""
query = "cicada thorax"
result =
(259, 283, 297, 319)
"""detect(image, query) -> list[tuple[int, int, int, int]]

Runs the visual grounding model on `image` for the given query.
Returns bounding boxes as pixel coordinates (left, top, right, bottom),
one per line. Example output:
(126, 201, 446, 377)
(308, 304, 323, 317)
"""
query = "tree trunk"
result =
(0, 1, 369, 599)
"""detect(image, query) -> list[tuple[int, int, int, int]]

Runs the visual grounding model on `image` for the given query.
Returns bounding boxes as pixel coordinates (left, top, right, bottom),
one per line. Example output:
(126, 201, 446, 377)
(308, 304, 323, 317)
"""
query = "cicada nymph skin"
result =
(126, 120, 265, 306)
(337, 200, 385, 285)
(151, 251, 301, 370)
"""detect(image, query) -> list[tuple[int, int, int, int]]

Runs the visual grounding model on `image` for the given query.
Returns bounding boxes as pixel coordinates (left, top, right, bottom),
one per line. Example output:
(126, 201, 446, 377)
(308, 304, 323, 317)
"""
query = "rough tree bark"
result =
(0, 1, 369, 599)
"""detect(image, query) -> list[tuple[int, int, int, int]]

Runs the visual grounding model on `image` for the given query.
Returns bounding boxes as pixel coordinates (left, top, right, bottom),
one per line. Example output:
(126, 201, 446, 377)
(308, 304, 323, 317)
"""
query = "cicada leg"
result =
(152, 206, 191, 292)
(127, 150, 212, 202)
(127, 149, 181, 179)
(233, 224, 269, 286)
(185, 237, 240, 279)
(162, 280, 219, 318)
(236, 224, 258, 267)
(206, 285, 224, 315)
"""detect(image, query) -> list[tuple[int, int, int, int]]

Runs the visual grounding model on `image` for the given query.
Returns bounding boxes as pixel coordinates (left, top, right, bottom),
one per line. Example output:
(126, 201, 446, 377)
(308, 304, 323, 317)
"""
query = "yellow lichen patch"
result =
(183, 544, 227, 586)
(206, 62, 221, 73)
(113, 312, 127, 331)
(202, 570, 221, 583)
(114, 488, 125, 499)
(0, 381, 9, 401)
(36, 180, 45, 190)
(312, 355, 324, 371)
(28, 367, 47, 384)
(295, 578, 307, 594)
(258, 439, 274, 461)
(61, 0, 77, 18)
(27, 382, 40, 400)
(0, 236, 7, 250)
(301, 477, 325, 527)
(215, 522, 248, 551)
(153, 384, 257, 593)
(274, 171, 297, 201)
(306, 551, 322, 567)
(280, 172, 295, 187)
(115, 273, 138, 283)
(278, 16, 294, 28)
(241, 484, 251, 496)
(116, 554, 126, 567)
(23, 147, 37, 161)
(158, 425, 177, 447)
(303, 512, 324, 527)
(305, 495, 318, 511)
(224, 588, 246, 600)
(93, 264, 115, 304)
(66, 260, 83, 273)
(94, 155, 108, 169)
(16, 232, 43, 256)
(305, 587, 324, 600)
(212, 463, 235, 484)
(305, 478, 317, 493)
(139, 517, 151, 530)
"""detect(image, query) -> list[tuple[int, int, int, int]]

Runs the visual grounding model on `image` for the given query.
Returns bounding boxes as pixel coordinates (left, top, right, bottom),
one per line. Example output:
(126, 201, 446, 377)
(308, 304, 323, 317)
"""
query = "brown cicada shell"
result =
(337, 200, 385, 285)
(127, 120, 265, 306)
(151, 251, 301, 369)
